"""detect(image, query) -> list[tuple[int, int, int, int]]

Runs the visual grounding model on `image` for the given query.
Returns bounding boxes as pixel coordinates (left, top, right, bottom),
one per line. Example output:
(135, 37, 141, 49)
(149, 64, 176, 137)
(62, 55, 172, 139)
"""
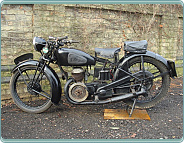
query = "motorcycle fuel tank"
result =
(55, 48, 96, 66)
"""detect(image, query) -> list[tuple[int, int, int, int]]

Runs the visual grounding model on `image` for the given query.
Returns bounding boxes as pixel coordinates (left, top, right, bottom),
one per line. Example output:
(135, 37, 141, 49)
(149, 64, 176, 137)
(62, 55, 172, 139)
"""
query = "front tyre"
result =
(10, 65, 52, 113)
(115, 56, 170, 109)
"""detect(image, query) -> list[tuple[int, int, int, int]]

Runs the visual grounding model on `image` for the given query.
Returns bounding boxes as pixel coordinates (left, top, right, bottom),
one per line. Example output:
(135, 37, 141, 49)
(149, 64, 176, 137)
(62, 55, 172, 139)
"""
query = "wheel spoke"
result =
(151, 71, 169, 80)
(31, 89, 51, 100)
(25, 71, 31, 81)
(41, 90, 52, 98)
(151, 71, 160, 75)
(18, 68, 28, 86)
(141, 56, 145, 78)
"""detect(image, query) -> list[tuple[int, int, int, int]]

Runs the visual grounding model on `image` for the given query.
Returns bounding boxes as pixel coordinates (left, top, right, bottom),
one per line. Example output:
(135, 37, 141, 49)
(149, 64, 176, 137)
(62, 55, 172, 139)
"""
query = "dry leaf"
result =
(130, 133, 137, 138)
(110, 127, 120, 130)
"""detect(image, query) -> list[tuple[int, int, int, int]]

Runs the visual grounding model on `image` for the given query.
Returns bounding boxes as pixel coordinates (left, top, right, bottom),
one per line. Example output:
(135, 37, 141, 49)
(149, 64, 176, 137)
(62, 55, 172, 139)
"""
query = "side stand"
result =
(126, 98, 137, 117)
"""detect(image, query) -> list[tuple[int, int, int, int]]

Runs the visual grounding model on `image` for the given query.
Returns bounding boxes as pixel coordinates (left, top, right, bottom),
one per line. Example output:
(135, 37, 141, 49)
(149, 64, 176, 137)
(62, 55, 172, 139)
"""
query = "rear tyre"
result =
(115, 56, 170, 109)
(10, 65, 52, 113)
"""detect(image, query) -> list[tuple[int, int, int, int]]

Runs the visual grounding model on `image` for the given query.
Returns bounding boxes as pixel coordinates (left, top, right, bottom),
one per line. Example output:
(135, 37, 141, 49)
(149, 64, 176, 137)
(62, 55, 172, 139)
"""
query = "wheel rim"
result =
(13, 66, 52, 110)
(128, 60, 164, 103)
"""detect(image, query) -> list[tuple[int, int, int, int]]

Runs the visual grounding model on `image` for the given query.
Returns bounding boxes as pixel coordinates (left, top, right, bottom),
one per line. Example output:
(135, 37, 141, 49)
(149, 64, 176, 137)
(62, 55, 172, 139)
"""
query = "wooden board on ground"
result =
(104, 109, 151, 120)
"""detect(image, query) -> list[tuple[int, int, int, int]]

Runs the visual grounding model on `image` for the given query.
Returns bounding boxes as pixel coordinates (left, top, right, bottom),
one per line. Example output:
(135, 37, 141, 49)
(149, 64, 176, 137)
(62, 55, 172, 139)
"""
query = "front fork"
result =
(31, 61, 47, 87)
(17, 59, 50, 99)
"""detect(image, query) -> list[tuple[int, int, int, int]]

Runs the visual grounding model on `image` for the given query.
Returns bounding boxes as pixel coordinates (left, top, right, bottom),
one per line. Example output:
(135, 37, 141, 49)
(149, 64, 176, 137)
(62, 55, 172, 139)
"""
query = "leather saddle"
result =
(95, 47, 121, 58)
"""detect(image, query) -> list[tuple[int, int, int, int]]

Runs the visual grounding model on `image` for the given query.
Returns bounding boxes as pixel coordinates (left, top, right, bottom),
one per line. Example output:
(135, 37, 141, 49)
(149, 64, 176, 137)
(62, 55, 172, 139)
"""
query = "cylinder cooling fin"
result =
(71, 68, 84, 82)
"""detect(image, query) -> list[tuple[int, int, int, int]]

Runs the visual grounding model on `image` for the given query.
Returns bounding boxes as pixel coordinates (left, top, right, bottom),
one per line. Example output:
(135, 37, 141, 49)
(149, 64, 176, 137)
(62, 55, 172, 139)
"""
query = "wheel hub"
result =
(134, 71, 153, 91)
(27, 81, 42, 95)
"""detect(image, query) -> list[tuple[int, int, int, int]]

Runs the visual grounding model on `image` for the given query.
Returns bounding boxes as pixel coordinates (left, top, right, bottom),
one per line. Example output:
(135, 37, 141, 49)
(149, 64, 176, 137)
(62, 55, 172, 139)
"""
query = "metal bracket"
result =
(126, 98, 137, 117)
(94, 95, 99, 103)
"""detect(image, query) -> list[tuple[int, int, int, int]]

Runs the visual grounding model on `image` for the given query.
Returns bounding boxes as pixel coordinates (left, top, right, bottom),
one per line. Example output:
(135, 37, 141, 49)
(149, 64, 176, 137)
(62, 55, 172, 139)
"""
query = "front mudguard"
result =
(116, 51, 177, 78)
(11, 60, 61, 105)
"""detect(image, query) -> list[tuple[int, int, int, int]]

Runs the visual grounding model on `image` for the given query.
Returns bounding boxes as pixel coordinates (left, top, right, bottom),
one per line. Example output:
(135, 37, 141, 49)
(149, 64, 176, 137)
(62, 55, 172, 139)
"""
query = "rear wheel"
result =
(115, 56, 170, 109)
(10, 65, 52, 113)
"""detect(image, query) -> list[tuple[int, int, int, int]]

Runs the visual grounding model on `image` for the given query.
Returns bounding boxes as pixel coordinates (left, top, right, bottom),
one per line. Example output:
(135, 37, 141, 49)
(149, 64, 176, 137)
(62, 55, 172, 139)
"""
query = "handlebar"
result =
(48, 36, 79, 47)
(67, 40, 79, 44)
(58, 36, 68, 40)
(49, 36, 68, 41)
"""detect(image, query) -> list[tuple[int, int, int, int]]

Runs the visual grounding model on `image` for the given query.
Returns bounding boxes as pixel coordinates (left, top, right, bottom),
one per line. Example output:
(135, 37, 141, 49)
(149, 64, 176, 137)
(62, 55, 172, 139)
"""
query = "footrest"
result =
(104, 109, 151, 120)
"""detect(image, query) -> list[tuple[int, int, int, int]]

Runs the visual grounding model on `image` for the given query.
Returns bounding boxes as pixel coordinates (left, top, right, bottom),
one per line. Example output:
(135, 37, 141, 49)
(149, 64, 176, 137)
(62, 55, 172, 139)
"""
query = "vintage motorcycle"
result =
(10, 36, 177, 114)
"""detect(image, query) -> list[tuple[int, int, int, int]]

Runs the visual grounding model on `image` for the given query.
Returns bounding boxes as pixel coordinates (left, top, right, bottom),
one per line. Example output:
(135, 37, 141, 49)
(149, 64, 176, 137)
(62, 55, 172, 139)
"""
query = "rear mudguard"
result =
(11, 60, 61, 104)
(116, 51, 177, 78)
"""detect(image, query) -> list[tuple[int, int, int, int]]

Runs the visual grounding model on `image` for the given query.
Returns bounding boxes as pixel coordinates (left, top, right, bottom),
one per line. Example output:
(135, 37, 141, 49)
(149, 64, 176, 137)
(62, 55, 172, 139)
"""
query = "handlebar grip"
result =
(57, 36, 68, 40)
(49, 36, 56, 40)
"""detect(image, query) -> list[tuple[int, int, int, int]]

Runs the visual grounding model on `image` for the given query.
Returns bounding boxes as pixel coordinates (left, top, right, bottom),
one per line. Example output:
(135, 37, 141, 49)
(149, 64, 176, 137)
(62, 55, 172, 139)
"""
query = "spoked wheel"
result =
(10, 65, 52, 113)
(115, 56, 170, 109)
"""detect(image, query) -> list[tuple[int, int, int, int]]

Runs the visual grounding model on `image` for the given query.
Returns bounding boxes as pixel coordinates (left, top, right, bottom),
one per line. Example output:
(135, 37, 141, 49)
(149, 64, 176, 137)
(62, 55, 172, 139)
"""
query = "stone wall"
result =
(1, 4, 183, 105)
(1, 4, 183, 64)
(1, 4, 34, 64)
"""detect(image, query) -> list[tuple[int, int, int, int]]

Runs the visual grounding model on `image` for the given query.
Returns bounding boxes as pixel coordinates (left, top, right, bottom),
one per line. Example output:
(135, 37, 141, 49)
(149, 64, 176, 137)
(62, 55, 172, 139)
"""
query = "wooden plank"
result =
(104, 109, 151, 120)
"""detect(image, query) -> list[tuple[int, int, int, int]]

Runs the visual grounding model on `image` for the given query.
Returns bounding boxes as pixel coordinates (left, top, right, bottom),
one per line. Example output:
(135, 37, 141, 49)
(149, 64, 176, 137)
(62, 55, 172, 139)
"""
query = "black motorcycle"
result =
(10, 36, 177, 114)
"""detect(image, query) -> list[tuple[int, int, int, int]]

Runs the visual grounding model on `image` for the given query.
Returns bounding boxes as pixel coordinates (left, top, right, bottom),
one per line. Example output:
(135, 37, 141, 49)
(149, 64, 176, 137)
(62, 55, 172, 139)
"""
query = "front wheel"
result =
(10, 65, 52, 113)
(115, 56, 170, 109)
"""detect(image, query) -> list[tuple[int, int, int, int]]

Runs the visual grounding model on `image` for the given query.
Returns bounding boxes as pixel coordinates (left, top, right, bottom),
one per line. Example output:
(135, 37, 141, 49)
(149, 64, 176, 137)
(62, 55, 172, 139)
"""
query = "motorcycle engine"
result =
(68, 67, 112, 102)
(69, 67, 88, 102)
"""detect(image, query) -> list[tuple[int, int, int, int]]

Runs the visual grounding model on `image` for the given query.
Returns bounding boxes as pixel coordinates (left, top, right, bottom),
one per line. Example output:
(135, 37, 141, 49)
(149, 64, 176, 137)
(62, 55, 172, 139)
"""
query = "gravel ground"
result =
(1, 77, 183, 140)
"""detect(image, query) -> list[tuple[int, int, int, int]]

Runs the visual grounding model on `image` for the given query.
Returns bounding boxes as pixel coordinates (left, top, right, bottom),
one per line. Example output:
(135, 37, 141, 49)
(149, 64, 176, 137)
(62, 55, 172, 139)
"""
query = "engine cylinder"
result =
(71, 68, 84, 82)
